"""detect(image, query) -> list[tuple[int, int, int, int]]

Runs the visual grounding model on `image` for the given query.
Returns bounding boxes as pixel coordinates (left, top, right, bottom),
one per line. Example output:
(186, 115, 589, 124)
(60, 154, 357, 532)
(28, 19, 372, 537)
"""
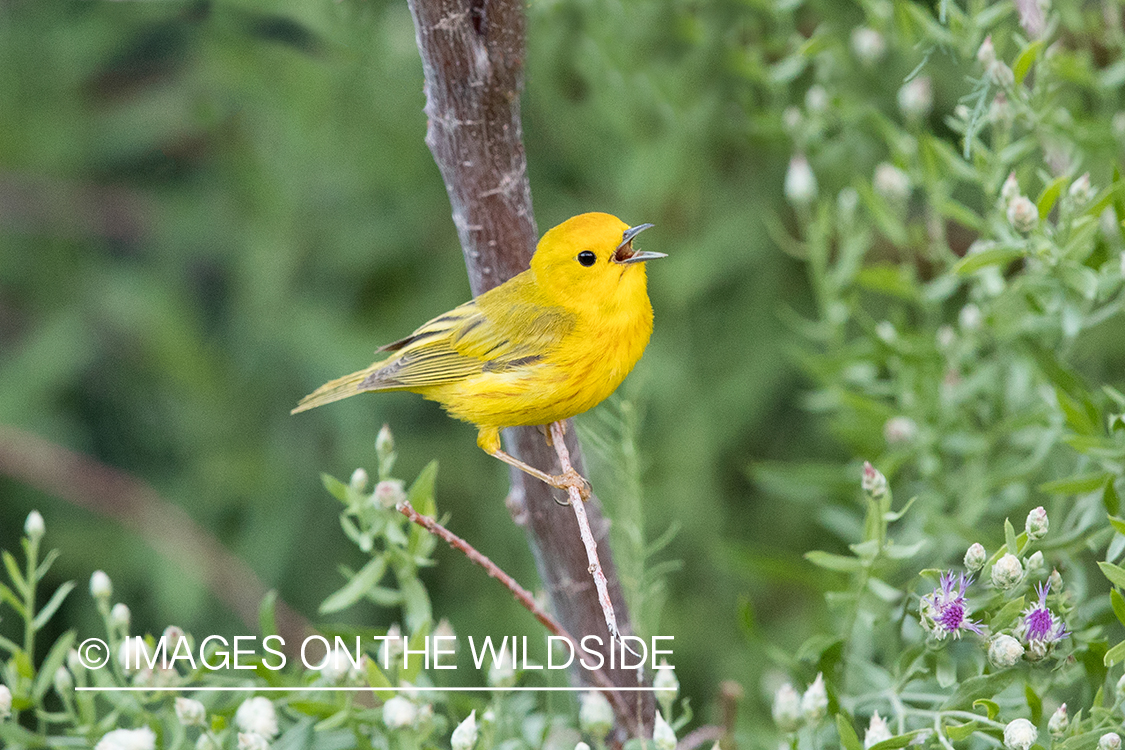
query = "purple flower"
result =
(1019, 581, 1068, 645)
(921, 572, 983, 639)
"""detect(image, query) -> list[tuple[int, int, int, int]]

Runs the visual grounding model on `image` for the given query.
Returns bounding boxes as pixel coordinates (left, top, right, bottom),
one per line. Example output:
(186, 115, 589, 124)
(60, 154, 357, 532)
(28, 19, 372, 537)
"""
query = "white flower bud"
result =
(373, 480, 406, 509)
(988, 634, 1025, 668)
(237, 733, 270, 750)
(851, 27, 886, 66)
(95, 727, 156, 750)
(176, 697, 207, 727)
(1001, 172, 1021, 203)
(349, 468, 369, 491)
(959, 303, 982, 331)
(110, 603, 131, 630)
(1026, 551, 1045, 575)
(1049, 568, 1063, 592)
(785, 155, 818, 206)
(67, 649, 84, 675)
(1100, 733, 1122, 750)
(382, 696, 417, 729)
(1004, 718, 1038, 750)
(805, 85, 829, 114)
(883, 416, 917, 445)
(1025, 506, 1049, 540)
(864, 712, 893, 749)
(487, 643, 516, 687)
(376, 424, 395, 460)
(991, 554, 1024, 590)
(801, 673, 828, 722)
(837, 188, 860, 222)
(579, 691, 614, 738)
(90, 571, 112, 601)
(937, 325, 956, 349)
(1048, 703, 1068, 737)
(321, 645, 353, 683)
(1117, 673, 1125, 701)
(235, 697, 279, 739)
(874, 163, 911, 203)
(196, 734, 220, 750)
(654, 659, 679, 711)
(964, 543, 987, 572)
(576, 744, 591, 750)
(977, 36, 996, 67)
(772, 683, 802, 732)
(861, 462, 888, 498)
(988, 60, 1015, 87)
(451, 710, 478, 750)
(1114, 112, 1125, 139)
(1069, 173, 1093, 204)
(876, 321, 897, 343)
(898, 77, 933, 121)
(1008, 196, 1039, 233)
(53, 666, 73, 695)
(24, 511, 45, 542)
(653, 711, 677, 750)
(0, 684, 10, 720)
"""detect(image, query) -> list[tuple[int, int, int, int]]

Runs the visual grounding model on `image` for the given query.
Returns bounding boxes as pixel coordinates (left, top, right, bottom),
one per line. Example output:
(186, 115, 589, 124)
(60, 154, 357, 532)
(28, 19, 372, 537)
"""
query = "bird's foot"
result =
(549, 467, 590, 501)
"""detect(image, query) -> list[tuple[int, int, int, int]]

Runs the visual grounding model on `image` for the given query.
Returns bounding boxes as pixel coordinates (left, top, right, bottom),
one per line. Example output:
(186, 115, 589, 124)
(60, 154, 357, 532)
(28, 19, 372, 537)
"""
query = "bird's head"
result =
(531, 212, 664, 310)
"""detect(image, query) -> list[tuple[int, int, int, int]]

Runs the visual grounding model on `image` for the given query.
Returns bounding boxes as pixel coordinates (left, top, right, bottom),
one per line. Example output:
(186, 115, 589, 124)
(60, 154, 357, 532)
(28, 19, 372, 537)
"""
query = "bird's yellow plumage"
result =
(292, 212, 664, 493)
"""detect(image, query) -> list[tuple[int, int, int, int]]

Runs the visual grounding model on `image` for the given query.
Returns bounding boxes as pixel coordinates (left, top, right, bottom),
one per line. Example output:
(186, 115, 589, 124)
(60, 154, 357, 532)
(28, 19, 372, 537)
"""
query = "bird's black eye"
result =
(577, 250, 597, 267)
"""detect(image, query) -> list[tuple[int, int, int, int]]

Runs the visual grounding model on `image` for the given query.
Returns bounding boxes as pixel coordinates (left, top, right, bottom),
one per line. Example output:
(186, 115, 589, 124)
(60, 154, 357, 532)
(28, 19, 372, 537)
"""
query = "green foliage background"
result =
(2, 0, 1125, 743)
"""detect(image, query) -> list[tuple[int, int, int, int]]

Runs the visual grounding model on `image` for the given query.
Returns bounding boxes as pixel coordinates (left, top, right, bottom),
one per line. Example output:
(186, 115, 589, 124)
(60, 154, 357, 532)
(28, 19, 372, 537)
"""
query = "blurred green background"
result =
(9, 0, 1123, 738)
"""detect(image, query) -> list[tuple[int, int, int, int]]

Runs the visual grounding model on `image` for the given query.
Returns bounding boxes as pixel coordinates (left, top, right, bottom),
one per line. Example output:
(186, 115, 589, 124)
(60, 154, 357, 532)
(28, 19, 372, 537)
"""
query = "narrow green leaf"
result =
(31, 580, 75, 631)
(1104, 640, 1125, 667)
(0, 632, 21, 655)
(941, 671, 1017, 710)
(1037, 176, 1068, 219)
(364, 657, 395, 700)
(1026, 684, 1042, 724)
(319, 557, 388, 615)
(945, 721, 980, 741)
(320, 473, 350, 504)
(400, 576, 432, 635)
(868, 730, 929, 750)
(973, 699, 1000, 721)
(1013, 39, 1045, 84)
(1109, 516, 1125, 537)
(954, 246, 1023, 275)
(837, 714, 863, 750)
(1040, 473, 1113, 495)
(990, 596, 1027, 630)
(0, 581, 25, 616)
(1112, 590, 1125, 628)
(1098, 561, 1125, 590)
(259, 589, 279, 638)
(1004, 518, 1018, 557)
(2, 551, 27, 595)
(805, 551, 863, 572)
(32, 630, 75, 701)
(1106, 481, 1121, 516)
(406, 460, 439, 517)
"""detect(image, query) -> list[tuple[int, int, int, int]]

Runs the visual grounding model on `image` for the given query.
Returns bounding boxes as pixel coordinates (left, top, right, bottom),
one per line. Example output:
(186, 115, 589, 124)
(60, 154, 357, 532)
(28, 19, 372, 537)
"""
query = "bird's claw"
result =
(550, 468, 591, 501)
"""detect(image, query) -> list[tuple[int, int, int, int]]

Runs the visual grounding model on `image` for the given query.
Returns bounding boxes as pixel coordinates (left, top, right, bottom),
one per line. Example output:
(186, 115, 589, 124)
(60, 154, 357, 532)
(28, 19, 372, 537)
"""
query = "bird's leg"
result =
(489, 449, 591, 500)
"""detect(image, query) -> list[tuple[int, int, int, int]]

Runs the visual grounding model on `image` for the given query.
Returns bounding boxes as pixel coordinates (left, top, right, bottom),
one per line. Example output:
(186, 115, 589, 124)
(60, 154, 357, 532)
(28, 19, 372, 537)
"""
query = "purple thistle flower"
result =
(921, 572, 983, 639)
(1020, 581, 1068, 645)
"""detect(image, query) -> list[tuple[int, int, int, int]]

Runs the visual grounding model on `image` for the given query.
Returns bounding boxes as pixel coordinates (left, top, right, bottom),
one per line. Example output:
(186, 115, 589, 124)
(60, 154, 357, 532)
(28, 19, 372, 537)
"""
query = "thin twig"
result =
(676, 725, 725, 750)
(548, 421, 621, 641)
(395, 499, 638, 731)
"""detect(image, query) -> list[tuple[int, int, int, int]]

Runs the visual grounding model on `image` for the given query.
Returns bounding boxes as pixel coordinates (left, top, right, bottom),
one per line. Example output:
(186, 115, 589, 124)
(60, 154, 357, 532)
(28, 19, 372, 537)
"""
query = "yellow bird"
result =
(292, 212, 663, 494)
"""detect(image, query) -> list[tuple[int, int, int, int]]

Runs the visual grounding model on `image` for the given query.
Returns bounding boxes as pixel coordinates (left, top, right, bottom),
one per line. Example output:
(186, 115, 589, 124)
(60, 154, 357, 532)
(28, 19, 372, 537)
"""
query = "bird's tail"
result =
(291, 363, 387, 414)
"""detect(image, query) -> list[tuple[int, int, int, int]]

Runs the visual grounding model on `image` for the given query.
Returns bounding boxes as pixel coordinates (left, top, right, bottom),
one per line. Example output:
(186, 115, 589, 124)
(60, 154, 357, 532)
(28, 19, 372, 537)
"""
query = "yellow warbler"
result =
(292, 212, 663, 493)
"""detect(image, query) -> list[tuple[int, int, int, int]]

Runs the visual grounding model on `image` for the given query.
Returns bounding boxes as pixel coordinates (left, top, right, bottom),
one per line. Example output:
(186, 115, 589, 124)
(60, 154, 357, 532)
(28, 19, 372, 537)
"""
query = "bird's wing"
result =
(362, 276, 575, 390)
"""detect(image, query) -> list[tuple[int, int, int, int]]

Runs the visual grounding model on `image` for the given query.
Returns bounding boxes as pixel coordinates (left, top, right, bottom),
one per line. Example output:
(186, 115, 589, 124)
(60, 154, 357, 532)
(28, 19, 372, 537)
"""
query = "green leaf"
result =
(1037, 176, 1068, 219)
(1099, 561, 1125, 590)
(1111, 590, 1125, 628)
(320, 473, 350, 504)
(259, 589, 279, 638)
(1104, 640, 1125, 667)
(400, 576, 432, 635)
(1106, 481, 1121, 516)
(1013, 39, 1045, 84)
(0, 581, 25, 617)
(837, 714, 863, 750)
(953, 246, 1023, 275)
(364, 657, 395, 700)
(32, 630, 75, 701)
(868, 731, 928, 750)
(1109, 516, 1125, 536)
(990, 596, 1027, 630)
(1054, 387, 1098, 436)
(1040, 473, 1113, 495)
(1026, 684, 1042, 724)
(796, 634, 844, 663)
(973, 699, 1000, 721)
(1004, 518, 1018, 556)
(945, 721, 980, 741)
(319, 556, 388, 615)
(407, 460, 439, 517)
(805, 550, 863, 572)
(2, 551, 27, 595)
(31, 580, 75, 631)
(941, 671, 1017, 710)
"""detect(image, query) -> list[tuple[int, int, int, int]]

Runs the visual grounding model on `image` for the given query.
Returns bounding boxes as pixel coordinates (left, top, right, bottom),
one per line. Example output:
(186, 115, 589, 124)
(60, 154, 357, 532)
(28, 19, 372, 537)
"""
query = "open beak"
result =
(612, 223, 665, 264)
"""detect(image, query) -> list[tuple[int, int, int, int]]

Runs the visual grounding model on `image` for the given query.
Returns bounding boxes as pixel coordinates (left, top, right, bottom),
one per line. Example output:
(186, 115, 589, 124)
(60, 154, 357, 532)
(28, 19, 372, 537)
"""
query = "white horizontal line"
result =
(76, 686, 658, 692)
